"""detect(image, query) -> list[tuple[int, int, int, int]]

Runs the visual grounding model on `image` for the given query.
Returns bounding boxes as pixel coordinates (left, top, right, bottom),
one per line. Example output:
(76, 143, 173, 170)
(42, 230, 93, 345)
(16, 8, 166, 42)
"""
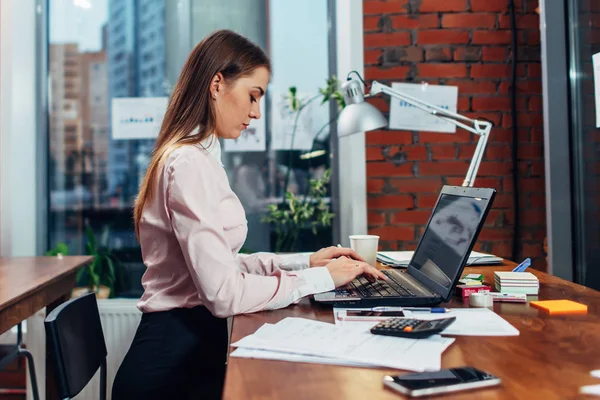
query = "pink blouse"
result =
(137, 139, 335, 318)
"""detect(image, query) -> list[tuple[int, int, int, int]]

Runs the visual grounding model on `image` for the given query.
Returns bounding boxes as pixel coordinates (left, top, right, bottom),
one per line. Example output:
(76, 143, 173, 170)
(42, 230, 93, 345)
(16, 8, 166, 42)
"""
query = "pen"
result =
(403, 307, 451, 313)
(371, 307, 404, 311)
(512, 258, 531, 272)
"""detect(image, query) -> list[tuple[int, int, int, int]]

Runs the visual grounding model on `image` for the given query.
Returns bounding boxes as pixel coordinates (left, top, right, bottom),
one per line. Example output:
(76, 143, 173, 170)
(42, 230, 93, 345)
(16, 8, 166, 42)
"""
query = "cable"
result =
(508, 0, 520, 262)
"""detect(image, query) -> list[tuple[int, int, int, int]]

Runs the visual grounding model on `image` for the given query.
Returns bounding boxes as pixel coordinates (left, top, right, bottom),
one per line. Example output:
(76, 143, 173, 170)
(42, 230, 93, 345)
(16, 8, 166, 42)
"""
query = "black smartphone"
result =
(383, 367, 501, 397)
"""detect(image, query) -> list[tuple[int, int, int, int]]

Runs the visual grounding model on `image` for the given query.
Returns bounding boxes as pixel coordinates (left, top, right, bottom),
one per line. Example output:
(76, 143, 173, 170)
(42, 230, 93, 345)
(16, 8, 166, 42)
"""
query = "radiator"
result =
(24, 298, 142, 400)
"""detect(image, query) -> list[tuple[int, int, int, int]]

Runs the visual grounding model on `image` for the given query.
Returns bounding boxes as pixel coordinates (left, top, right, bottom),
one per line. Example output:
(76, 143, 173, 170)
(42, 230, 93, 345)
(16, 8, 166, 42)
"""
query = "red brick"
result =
(519, 177, 545, 193)
(477, 161, 513, 176)
(368, 226, 415, 241)
(391, 14, 439, 29)
(426, 48, 452, 61)
(366, 130, 413, 145)
(390, 178, 443, 193)
(447, 176, 501, 189)
(531, 160, 545, 176)
(368, 211, 387, 226)
(365, 49, 382, 65)
(367, 162, 414, 177)
(499, 80, 542, 94)
(471, 64, 510, 78)
(472, 96, 512, 111)
(367, 178, 386, 193)
(400, 145, 429, 160)
(478, 228, 513, 241)
(417, 63, 468, 78)
(491, 241, 512, 258)
(430, 145, 457, 159)
(471, 0, 509, 12)
(518, 144, 543, 159)
(419, 161, 470, 176)
(530, 194, 546, 208)
(417, 194, 439, 208)
(482, 47, 508, 61)
(454, 47, 482, 61)
(364, 16, 382, 32)
(446, 80, 497, 94)
(418, 0, 468, 12)
(498, 14, 540, 29)
(528, 63, 542, 78)
(391, 210, 431, 224)
(527, 30, 541, 45)
(367, 97, 391, 113)
(365, 65, 411, 80)
(458, 96, 470, 111)
(510, 113, 543, 127)
(419, 131, 471, 143)
(459, 144, 512, 160)
(493, 193, 513, 209)
(418, 30, 470, 44)
(364, 32, 412, 48)
(366, 147, 385, 161)
(521, 210, 546, 225)
(521, 243, 544, 258)
(442, 13, 497, 28)
(368, 194, 414, 209)
(472, 30, 513, 45)
(529, 96, 543, 111)
(363, 0, 410, 15)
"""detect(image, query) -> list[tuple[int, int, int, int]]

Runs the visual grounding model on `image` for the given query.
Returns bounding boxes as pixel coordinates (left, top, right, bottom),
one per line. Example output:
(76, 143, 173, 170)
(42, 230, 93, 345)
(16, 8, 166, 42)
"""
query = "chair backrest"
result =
(45, 292, 107, 399)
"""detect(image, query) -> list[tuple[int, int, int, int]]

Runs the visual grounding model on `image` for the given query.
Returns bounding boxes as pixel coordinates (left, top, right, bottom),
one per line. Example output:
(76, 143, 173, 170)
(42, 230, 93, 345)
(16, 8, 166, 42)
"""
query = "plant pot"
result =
(71, 285, 111, 299)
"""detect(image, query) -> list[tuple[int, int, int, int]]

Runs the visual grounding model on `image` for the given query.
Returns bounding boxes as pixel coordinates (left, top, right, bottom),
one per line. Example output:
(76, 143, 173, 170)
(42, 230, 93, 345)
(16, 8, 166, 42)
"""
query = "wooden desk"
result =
(224, 263, 600, 400)
(0, 256, 93, 399)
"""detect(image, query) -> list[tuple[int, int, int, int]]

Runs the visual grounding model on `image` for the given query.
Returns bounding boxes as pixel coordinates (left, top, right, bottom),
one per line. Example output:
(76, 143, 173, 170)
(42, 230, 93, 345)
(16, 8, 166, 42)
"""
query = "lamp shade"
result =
(337, 78, 387, 137)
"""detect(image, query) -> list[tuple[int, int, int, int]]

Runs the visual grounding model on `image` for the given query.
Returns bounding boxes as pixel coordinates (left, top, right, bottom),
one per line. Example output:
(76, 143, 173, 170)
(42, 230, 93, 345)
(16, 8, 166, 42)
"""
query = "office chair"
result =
(0, 322, 40, 400)
(45, 293, 108, 400)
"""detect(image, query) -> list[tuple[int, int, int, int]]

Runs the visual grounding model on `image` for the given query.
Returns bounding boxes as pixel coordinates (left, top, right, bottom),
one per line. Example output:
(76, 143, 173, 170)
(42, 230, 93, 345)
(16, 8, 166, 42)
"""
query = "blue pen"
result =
(404, 307, 450, 313)
(512, 258, 531, 272)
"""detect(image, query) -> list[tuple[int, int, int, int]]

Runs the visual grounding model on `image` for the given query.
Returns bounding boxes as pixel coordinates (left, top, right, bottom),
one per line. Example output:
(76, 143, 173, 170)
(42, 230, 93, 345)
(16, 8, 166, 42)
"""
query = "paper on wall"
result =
(592, 52, 600, 127)
(388, 82, 458, 133)
(111, 97, 169, 140)
(271, 92, 316, 150)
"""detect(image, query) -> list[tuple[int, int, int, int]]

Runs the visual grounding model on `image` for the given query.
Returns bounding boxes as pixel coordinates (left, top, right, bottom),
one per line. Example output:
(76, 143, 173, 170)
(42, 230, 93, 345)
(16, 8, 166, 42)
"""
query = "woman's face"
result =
(211, 66, 269, 139)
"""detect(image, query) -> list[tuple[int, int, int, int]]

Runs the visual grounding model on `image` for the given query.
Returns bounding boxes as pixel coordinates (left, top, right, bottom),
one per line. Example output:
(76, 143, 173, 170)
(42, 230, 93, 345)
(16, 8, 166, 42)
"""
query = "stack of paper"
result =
(230, 317, 455, 372)
(377, 251, 503, 267)
(494, 271, 539, 295)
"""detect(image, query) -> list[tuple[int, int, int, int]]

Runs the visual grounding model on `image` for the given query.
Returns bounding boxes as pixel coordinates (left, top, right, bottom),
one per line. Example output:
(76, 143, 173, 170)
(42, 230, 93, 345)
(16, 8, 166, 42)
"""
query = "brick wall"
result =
(363, 0, 546, 269)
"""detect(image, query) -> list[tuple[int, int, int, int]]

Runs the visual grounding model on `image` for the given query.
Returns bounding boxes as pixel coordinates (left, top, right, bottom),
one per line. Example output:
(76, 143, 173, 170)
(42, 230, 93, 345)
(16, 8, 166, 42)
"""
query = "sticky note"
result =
(530, 300, 588, 315)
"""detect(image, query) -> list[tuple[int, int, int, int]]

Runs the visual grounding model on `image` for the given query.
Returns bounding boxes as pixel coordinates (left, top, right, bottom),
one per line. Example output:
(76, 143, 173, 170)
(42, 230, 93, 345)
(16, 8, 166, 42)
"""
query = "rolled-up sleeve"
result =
(166, 153, 332, 318)
(235, 252, 310, 275)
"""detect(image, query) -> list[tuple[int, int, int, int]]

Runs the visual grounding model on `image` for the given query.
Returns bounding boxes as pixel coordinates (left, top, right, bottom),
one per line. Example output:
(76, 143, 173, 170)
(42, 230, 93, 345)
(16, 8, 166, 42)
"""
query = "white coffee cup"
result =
(349, 235, 380, 267)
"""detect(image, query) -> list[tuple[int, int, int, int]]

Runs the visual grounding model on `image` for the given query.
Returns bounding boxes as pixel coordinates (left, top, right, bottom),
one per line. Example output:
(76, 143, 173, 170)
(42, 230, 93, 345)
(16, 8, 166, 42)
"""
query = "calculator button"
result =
(403, 326, 413, 332)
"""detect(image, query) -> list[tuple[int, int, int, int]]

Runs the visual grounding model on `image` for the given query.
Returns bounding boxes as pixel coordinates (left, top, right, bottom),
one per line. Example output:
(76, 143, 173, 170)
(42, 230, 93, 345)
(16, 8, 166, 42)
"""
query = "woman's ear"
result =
(210, 72, 224, 99)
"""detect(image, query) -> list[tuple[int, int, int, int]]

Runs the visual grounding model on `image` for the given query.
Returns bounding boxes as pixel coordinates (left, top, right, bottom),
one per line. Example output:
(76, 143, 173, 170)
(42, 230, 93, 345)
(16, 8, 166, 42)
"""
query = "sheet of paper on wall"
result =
(271, 90, 318, 150)
(388, 82, 458, 133)
(111, 97, 169, 140)
(592, 52, 600, 127)
(224, 98, 267, 152)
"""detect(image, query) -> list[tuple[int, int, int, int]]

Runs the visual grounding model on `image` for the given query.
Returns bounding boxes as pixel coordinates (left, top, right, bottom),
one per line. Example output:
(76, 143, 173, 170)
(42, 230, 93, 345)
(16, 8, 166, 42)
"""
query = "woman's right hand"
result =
(325, 256, 386, 288)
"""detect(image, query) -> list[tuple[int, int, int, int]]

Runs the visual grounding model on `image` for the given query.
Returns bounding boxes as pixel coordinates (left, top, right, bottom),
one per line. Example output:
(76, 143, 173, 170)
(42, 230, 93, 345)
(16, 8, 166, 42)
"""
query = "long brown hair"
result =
(133, 30, 271, 238)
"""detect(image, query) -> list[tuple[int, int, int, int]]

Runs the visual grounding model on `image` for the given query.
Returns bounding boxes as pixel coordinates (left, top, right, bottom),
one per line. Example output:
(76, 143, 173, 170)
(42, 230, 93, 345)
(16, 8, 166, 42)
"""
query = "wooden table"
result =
(0, 256, 93, 399)
(224, 262, 600, 400)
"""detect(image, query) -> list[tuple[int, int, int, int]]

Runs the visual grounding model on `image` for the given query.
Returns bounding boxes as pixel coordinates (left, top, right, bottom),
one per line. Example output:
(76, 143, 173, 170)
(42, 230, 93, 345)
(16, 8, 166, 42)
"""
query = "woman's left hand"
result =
(309, 246, 365, 267)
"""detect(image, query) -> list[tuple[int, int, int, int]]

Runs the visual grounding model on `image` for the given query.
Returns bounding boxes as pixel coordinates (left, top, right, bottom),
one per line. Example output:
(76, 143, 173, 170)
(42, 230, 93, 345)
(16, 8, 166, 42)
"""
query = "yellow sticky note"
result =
(530, 300, 588, 315)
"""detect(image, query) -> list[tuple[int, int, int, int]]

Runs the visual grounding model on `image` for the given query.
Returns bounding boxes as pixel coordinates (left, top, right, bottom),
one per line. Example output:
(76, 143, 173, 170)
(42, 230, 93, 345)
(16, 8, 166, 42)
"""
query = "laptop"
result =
(314, 185, 496, 307)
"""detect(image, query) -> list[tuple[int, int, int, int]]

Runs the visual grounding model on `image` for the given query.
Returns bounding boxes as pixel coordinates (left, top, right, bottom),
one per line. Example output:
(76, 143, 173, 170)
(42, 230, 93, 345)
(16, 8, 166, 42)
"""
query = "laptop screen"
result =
(409, 192, 489, 299)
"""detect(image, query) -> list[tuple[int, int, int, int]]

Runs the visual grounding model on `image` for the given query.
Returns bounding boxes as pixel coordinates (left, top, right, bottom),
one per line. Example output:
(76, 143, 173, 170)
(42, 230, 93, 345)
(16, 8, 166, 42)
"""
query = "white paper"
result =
(389, 82, 458, 133)
(377, 250, 502, 267)
(592, 370, 600, 379)
(593, 52, 600, 127)
(111, 97, 169, 140)
(580, 384, 600, 396)
(224, 99, 266, 152)
(271, 92, 316, 150)
(230, 347, 375, 368)
(231, 317, 454, 372)
(405, 308, 519, 336)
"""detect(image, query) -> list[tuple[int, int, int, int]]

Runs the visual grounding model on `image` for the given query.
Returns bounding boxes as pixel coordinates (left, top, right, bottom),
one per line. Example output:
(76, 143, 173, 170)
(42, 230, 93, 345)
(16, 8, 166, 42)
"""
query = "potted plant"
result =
(262, 76, 345, 252)
(47, 222, 123, 299)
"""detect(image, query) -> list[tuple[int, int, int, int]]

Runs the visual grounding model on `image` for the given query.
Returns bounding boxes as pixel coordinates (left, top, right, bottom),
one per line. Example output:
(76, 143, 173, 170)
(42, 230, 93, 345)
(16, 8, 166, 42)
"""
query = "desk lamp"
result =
(337, 72, 493, 187)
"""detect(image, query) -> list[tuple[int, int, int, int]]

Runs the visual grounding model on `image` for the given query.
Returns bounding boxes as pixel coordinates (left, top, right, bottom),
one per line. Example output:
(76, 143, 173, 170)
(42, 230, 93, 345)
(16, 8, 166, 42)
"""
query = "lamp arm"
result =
(369, 80, 493, 188)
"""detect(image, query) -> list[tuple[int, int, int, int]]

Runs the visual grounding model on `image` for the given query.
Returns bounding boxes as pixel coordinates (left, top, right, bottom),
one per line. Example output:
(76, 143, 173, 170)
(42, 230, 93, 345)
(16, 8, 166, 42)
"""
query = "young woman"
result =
(112, 30, 384, 400)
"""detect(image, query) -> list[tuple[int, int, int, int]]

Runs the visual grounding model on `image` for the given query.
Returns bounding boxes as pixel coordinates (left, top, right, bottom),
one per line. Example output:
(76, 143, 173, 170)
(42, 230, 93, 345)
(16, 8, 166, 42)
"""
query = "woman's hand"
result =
(309, 246, 364, 267)
(325, 256, 386, 288)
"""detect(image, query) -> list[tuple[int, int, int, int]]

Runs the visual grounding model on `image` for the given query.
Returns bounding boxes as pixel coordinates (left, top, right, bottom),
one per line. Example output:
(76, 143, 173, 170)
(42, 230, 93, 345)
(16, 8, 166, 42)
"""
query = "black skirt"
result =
(112, 306, 228, 400)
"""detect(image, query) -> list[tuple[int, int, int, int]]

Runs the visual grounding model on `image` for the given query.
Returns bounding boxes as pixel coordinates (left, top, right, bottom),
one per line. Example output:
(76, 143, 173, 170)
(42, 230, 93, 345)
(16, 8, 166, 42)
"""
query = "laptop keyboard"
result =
(336, 270, 417, 298)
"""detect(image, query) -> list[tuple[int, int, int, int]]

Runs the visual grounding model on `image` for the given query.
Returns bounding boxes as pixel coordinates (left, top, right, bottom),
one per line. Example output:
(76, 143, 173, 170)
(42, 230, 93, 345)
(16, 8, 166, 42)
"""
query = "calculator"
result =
(370, 317, 456, 339)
